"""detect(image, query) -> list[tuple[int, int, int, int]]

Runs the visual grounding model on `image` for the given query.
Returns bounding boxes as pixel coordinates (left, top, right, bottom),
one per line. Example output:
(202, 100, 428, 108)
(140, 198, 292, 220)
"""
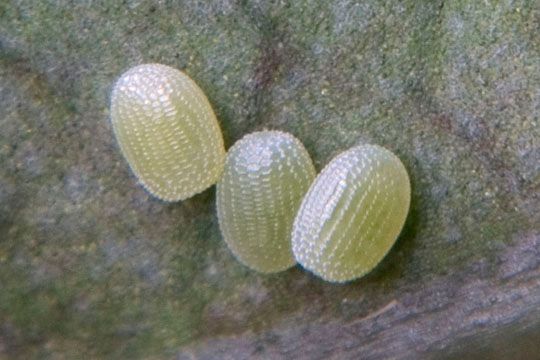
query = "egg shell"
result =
(217, 131, 316, 273)
(110, 63, 225, 201)
(292, 144, 411, 283)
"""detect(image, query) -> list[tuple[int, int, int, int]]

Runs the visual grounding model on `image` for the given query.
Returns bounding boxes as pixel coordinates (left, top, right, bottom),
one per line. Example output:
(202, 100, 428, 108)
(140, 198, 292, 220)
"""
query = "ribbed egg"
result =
(292, 144, 410, 282)
(110, 63, 225, 201)
(217, 131, 316, 273)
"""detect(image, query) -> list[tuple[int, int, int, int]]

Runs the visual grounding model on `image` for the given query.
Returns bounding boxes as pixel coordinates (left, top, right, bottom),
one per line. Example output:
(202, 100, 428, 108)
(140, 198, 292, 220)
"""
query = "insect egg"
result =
(110, 63, 226, 201)
(217, 131, 316, 273)
(292, 144, 411, 283)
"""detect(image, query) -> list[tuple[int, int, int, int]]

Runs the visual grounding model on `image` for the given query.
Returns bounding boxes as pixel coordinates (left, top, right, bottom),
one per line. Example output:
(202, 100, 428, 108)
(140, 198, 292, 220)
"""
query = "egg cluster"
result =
(111, 63, 411, 283)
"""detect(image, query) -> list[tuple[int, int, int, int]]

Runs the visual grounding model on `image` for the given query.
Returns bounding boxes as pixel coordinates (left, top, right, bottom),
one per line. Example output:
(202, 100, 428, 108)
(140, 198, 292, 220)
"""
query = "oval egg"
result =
(217, 131, 316, 273)
(110, 63, 225, 201)
(292, 144, 410, 282)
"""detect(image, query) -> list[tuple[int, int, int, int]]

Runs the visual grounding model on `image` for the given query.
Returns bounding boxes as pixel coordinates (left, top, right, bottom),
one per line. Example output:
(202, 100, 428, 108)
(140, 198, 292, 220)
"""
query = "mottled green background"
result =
(0, 1, 538, 359)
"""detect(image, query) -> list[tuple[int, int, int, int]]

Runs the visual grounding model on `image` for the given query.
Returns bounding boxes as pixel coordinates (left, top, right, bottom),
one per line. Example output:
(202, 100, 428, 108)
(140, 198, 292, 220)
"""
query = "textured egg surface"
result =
(217, 131, 316, 273)
(110, 63, 225, 201)
(292, 144, 410, 282)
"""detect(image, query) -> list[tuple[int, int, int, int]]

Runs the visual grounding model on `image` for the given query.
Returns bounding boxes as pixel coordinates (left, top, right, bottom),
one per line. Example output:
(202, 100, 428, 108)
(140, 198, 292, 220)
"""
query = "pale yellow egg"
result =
(217, 131, 316, 273)
(110, 63, 225, 201)
(292, 144, 410, 282)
